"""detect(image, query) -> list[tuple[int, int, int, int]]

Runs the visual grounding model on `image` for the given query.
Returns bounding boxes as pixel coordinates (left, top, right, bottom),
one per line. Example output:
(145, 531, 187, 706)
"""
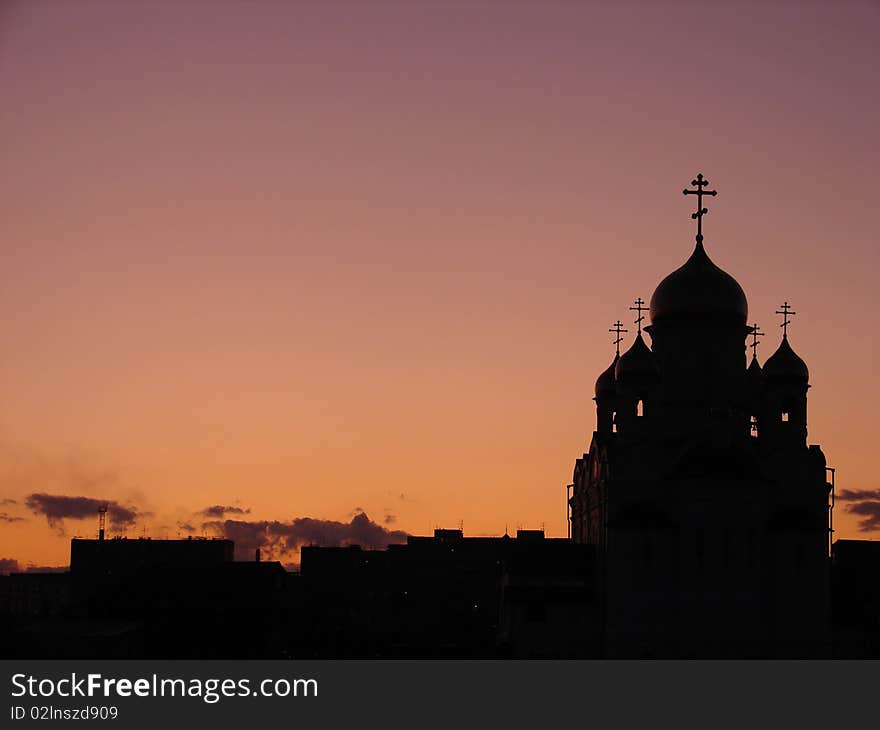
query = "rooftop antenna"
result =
(609, 320, 628, 356)
(775, 301, 797, 338)
(629, 297, 647, 334)
(98, 504, 108, 541)
(683, 172, 717, 247)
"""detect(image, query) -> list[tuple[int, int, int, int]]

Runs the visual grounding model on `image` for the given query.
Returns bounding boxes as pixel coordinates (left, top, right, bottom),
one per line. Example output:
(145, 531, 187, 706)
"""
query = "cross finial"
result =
(775, 301, 797, 338)
(629, 297, 647, 334)
(683, 172, 717, 246)
(609, 320, 628, 356)
(748, 323, 764, 360)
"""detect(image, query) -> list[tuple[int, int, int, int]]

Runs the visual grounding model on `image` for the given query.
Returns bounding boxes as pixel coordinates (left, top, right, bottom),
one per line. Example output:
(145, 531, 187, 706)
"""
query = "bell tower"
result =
(594, 320, 626, 435)
(761, 302, 809, 450)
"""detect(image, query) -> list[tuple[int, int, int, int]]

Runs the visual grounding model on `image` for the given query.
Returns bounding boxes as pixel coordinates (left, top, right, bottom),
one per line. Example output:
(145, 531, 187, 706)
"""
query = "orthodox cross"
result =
(609, 320, 628, 356)
(683, 173, 717, 244)
(629, 297, 647, 334)
(775, 301, 797, 338)
(748, 323, 764, 359)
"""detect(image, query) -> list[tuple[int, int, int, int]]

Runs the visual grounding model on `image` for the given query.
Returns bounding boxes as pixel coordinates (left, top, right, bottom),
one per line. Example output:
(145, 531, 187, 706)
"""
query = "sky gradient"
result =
(1, 1, 879, 568)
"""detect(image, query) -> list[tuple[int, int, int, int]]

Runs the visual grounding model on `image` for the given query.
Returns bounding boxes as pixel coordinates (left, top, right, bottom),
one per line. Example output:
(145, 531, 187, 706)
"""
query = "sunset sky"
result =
(1, 1, 878, 568)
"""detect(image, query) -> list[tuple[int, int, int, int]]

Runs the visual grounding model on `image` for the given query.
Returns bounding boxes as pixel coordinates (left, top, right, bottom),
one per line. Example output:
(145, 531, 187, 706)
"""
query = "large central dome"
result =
(649, 240, 748, 325)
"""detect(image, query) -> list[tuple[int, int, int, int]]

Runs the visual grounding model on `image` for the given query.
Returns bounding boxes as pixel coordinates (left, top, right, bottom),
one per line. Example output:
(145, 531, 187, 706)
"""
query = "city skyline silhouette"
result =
(3, 171, 878, 658)
(0, 1, 878, 636)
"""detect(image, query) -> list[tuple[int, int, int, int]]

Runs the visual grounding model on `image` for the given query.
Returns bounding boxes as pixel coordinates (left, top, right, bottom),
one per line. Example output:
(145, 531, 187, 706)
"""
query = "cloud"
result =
(204, 511, 408, 561)
(0, 512, 25, 523)
(0, 442, 124, 496)
(0, 498, 17, 506)
(177, 521, 196, 533)
(198, 505, 250, 519)
(846, 501, 880, 532)
(834, 489, 880, 532)
(384, 513, 397, 525)
(25, 493, 139, 533)
(837, 489, 880, 502)
(0, 558, 20, 575)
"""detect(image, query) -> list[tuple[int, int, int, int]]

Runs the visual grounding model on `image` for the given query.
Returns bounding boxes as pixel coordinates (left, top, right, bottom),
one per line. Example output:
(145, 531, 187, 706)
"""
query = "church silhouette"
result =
(569, 174, 831, 657)
(5, 174, 875, 660)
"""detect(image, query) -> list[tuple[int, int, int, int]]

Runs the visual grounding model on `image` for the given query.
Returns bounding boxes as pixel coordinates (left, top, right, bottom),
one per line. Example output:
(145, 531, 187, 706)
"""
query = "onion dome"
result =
(763, 336, 809, 383)
(594, 354, 619, 397)
(649, 241, 748, 325)
(747, 355, 763, 381)
(614, 333, 659, 382)
(746, 355, 763, 392)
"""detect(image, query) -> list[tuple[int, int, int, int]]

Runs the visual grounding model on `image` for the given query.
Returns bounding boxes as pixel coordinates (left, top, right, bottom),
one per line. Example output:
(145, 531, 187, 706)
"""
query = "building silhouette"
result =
(569, 174, 832, 657)
(297, 529, 596, 658)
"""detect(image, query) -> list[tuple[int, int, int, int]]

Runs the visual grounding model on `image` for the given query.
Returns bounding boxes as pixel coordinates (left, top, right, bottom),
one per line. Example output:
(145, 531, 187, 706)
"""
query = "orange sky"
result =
(1, 1, 878, 567)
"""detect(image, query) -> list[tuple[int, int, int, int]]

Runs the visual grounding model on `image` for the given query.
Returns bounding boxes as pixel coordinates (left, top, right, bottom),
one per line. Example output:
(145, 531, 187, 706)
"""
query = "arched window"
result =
(612, 412, 618, 433)
(750, 415, 759, 437)
(636, 399, 644, 417)
(781, 411, 790, 423)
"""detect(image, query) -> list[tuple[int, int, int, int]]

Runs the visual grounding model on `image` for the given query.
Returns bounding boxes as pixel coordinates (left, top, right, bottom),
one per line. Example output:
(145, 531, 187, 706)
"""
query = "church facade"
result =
(569, 175, 832, 658)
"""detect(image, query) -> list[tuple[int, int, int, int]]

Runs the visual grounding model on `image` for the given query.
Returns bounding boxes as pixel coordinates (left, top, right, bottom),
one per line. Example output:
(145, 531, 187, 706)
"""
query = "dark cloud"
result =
(0, 498, 17, 506)
(204, 511, 408, 561)
(384, 513, 397, 525)
(837, 489, 880, 502)
(0, 512, 25, 523)
(847, 501, 880, 532)
(25, 493, 139, 532)
(198, 505, 250, 519)
(835, 490, 880, 532)
(177, 521, 196, 533)
(0, 558, 21, 575)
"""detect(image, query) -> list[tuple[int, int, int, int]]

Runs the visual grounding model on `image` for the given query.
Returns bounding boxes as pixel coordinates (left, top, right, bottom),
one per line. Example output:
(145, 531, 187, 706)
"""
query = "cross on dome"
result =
(609, 320, 628, 356)
(775, 301, 797, 338)
(629, 297, 647, 334)
(749, 323, 764, 360)
(683, 173, 717, 245)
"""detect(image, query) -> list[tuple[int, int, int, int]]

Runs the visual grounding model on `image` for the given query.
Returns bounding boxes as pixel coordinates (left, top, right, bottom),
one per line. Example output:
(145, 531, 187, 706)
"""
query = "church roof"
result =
(763, 336, 809, 383)
(747, 355, 762, 378)
(614, 332, 659, 381)
(649, 241, 748, 325)
(594, 354, 618, 397)
(746, 355, 763, 394)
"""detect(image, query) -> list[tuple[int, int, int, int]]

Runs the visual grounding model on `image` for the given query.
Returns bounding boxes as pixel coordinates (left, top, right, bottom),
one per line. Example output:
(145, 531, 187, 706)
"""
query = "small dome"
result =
(594, 354, 619, 397)
(615, 333, 659, 381)
(649, 241, 748, 325)
(746, 355, 763, 390)
(763, 336, 809, 383)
